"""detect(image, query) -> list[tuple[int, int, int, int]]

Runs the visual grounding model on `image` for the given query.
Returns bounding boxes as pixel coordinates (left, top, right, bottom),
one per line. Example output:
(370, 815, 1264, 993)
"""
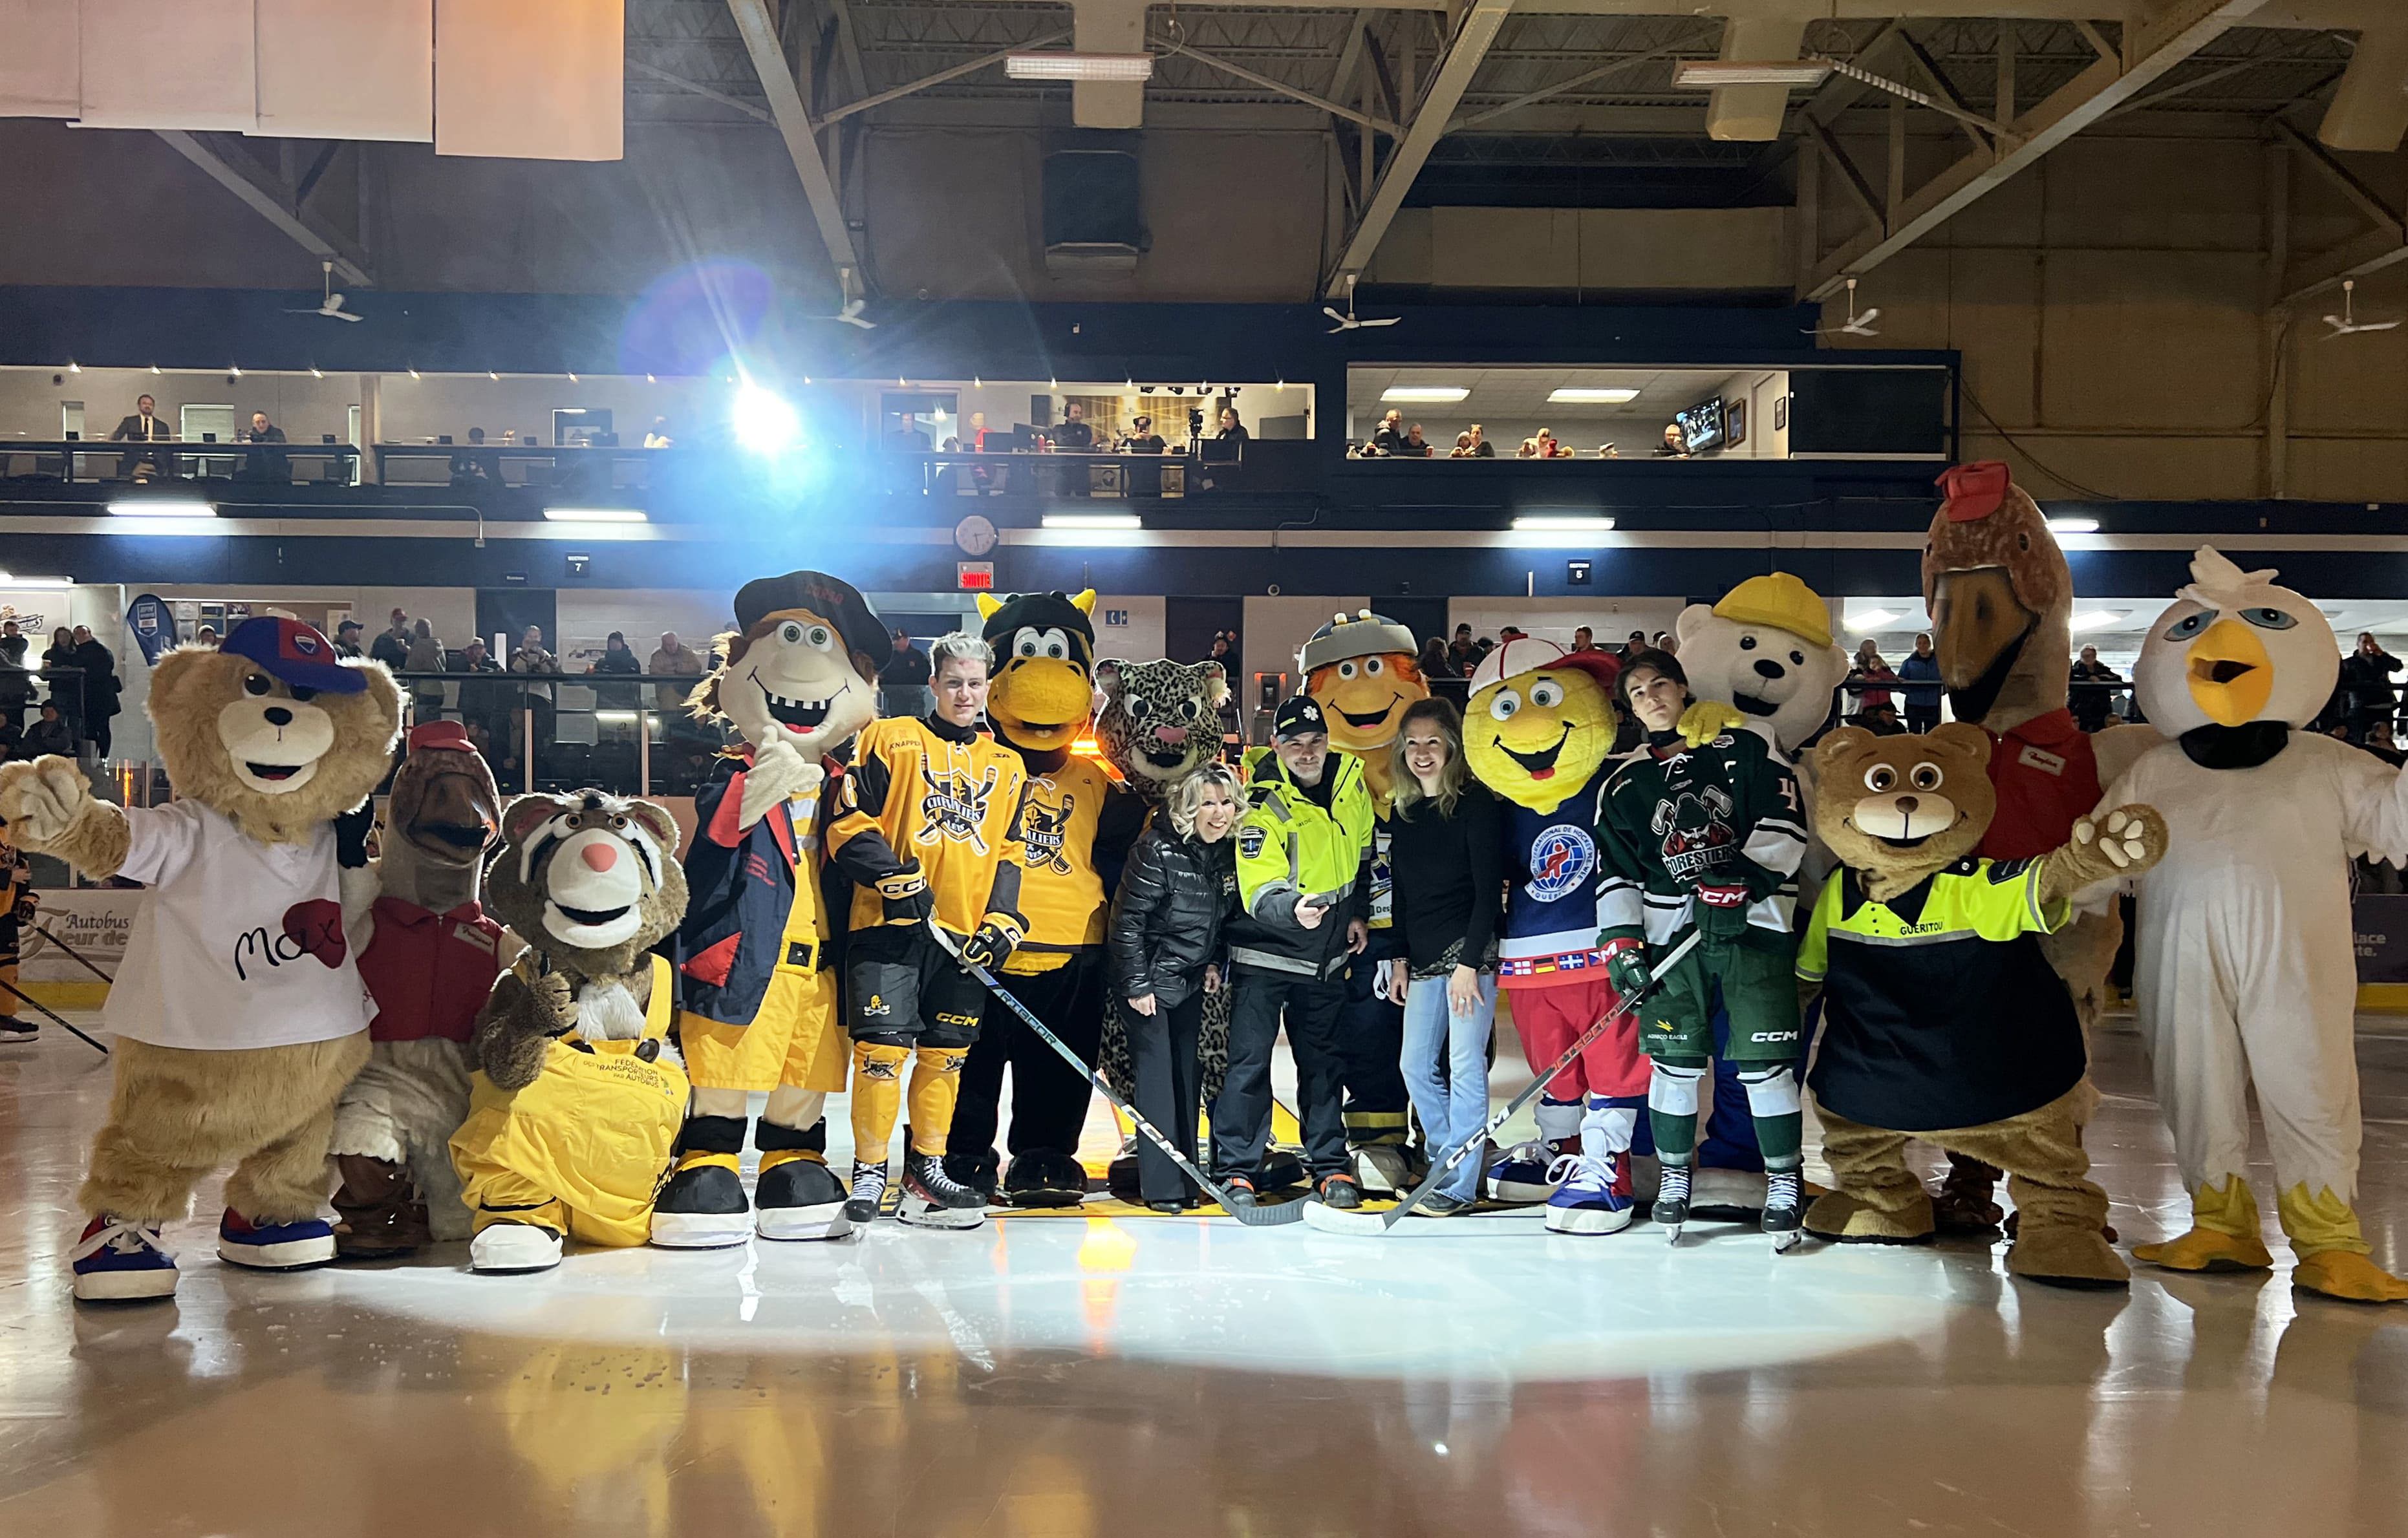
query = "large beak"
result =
(2186, 617, 2273, 727)
(1931, 568, 2033, 689)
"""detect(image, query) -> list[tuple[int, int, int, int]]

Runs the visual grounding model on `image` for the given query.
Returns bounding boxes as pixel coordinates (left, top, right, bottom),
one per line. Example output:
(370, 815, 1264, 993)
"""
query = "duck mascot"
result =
(944, 590, 1143, 1207)
(2102, 547, 2408, 1303)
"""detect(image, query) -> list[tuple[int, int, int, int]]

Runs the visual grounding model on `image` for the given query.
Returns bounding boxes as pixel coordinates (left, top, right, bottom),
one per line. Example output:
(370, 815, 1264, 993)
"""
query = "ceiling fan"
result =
(1806, 276, 1880, 338)
(1323, 273, 1399, 334)
(819, 266, 877, 329)
(283, 260, 361, 323)
(2322, 278, 2400, 338)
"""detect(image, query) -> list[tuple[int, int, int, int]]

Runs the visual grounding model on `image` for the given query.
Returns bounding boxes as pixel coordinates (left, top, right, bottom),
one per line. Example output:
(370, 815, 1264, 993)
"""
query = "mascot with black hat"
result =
(651, 570, 887, 1246)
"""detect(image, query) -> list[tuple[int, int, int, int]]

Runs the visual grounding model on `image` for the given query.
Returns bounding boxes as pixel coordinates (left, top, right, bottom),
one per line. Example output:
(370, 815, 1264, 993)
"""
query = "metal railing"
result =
(0, 440, 360, 484)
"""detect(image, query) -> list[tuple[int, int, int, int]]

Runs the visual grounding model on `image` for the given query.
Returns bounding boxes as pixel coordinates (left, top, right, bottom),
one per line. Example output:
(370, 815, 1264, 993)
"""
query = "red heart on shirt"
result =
(280, 899, 347, 969)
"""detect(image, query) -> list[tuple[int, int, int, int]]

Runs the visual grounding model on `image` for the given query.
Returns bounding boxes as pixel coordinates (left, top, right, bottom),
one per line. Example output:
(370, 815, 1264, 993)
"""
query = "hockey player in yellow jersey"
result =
(826, 632, 1033, 1228)
(945, 591, 1145, 1207)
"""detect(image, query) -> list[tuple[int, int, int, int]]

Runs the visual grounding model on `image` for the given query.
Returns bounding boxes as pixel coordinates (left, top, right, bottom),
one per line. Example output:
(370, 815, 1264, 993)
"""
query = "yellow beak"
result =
(2185, 617, 2273, 727)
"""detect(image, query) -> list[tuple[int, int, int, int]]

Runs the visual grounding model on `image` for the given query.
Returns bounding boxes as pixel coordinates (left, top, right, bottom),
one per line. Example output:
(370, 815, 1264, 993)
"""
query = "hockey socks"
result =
(906, 1047, 969, 1157)
(850, 1041, 910, 1160)
(1646, 1058, 1708, 1167)
(1737, 1063, 1804, 1172)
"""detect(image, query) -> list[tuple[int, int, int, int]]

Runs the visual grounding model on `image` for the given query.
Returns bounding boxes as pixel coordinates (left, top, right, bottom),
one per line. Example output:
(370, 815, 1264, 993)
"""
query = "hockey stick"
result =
(929, 919, 1307, 1228)
(0, 973, 110, 1054)
(1298, 929, 1702, 1236)
(31, 923, 114, 985)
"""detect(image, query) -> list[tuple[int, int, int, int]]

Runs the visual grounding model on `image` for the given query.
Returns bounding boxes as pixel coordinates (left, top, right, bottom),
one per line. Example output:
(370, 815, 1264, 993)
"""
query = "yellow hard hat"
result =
(1712, 573, 1833, 650)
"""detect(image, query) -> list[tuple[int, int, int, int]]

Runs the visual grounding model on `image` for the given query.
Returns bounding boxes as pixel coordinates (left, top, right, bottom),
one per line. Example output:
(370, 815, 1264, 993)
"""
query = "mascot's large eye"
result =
(1364, 657, 1383, 676)
(1909, 763, 1944, 791)
(1338, 661, 1358, 679)
(1015, 631, 1043, 659)
(1179, 698, 1200, 720)
(2164, 610, 2215, 643)
(806, 625, 833, 650)
(1790, 651, 1805, 666)
(1739, 635, 1758, 652)
(1529, 679, 1564, 708)
(1129, 696, 1152, 719)
(1038, 626, 1070, 659)
(243, 673, 273, 697)
(1489, 689, 1522, 721)
(2241, 606, 2297, 631)
(289, 685, 318, 703)
(1864, 764, 1897, 793)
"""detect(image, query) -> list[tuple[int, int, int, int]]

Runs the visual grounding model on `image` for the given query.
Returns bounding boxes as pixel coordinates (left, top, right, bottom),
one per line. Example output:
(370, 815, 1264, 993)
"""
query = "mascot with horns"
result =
(650, 570, 887, 1246)
(945, 590, 1144, 1207)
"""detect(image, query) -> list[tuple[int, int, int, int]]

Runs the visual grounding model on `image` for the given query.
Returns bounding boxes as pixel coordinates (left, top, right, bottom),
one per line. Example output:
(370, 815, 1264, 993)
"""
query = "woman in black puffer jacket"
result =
(1110, 762, 1241, 1210)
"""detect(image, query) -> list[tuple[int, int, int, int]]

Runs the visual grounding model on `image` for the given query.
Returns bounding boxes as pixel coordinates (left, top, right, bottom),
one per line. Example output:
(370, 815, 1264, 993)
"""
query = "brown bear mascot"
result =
(0, 617, 402, 1301)
(1797, 723, 2167, 1287)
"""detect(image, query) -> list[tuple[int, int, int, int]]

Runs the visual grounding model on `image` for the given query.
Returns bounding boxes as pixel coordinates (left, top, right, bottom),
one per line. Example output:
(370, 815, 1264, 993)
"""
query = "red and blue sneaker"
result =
(217, 1210, 338, 1270)
(1543, 1148, 1636, 1235)
(70, 1214, 179, 1301)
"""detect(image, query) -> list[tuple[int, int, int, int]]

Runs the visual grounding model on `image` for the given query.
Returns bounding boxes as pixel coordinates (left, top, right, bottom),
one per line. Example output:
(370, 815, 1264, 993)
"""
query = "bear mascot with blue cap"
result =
(0, 617, 403, 1301)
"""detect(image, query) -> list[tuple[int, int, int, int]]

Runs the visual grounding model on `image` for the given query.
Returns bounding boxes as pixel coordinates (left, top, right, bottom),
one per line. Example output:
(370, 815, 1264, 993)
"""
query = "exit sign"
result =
(957, 561, 995, 590)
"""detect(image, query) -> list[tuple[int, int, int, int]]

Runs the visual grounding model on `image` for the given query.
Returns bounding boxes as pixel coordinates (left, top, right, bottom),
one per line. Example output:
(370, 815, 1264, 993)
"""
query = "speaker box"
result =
(1044, 150, 1142, 275)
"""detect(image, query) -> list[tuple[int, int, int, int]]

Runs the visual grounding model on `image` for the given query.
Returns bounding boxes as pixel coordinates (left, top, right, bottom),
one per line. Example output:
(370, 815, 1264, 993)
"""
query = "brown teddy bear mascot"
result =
(328, 720, 507, 1257)
(1797, 723, 2167, 1287)
(0, 617, 402, 1301)
(648, 571, 886, 1246)
(449, 789, 690, 1273)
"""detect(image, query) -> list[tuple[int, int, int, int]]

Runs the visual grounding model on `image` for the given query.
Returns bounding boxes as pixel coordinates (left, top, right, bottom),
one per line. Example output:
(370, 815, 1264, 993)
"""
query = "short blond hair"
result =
(1167, 761, 1240, 838)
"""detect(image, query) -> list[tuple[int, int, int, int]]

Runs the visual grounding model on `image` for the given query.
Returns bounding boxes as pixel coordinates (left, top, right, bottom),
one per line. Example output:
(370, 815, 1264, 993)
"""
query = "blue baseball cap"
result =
(219, 616, 364, 694)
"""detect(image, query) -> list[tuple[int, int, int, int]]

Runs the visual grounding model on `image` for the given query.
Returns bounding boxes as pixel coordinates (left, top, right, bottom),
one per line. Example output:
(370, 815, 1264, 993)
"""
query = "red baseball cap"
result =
(407, 720, 475, 754)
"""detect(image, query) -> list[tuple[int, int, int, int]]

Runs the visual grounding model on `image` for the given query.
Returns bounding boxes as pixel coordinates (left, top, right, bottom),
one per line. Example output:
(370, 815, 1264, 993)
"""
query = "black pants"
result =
(948, 954, 1101, 1162)
(1335, 956, 1410, 1147)
(84, 718, 111, 758)
(1212, 967, 1349, 1180)
(845, 924, 988, 1048)
(1904, 707, 1940, 734)
(1128, 986, 1207, 1202)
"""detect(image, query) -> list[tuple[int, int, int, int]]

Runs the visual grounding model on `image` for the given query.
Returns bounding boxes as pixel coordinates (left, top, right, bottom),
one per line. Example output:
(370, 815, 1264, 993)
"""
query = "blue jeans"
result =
(1401, 970, 1496, 1202)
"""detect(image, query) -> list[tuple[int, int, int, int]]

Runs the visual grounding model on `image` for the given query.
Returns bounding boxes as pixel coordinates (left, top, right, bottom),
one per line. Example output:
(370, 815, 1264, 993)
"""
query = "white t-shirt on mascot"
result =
(1672, 572, 1851, 757)
(107, 798, 373, 1051)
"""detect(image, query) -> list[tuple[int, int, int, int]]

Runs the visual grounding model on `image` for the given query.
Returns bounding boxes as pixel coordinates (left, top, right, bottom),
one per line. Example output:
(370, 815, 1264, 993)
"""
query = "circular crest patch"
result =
(1525, 824, 1598, 903)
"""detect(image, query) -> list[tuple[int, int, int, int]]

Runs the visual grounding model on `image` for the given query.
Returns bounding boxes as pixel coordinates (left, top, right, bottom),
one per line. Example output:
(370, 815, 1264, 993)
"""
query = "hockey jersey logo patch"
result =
(1651, 786, 1736, 886)
(1525, 825, 1597, 903)
(915, 762, 1002, 854)
(1022, 791, 1077, 875)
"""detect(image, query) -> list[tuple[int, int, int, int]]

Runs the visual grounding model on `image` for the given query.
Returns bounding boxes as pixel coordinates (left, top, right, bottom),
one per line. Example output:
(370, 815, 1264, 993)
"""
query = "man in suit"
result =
(109, 394, 173, 482)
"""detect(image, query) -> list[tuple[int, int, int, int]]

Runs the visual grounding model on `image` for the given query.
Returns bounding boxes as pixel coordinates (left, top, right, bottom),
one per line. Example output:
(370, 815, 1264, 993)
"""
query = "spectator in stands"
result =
(1449, 433, 1474, 458)
(1571, 626, 1596, 654)
(451, 427, 490, 487)
(1596, 443, 1620, 459)
(1217, 407, 1249, 445)
(447, 637, 504, 743)
(1417, 635, 1456, 681)
(237, 411, 285, 444)
(878, 628, 933, 718)
(109, 393, 173, 481)
(1899, 632, 1942, 732)
(1122, 415, 1166, 454)
(2341, 632, 2402, 742)
(333, 619, 365, 659)
(371, 610, 413, 670)
(1621, 630, 1649, 663)
(510, 625, 557, 676)
(235, 409, 288, 482)
(509, 626, 559, 766)
(39, 627, 75, 707)
(643, 417, 673, 449)
(1055, 401, 1095, 451)
(649, 631, 703, 712)
(1651, 630, 1676, 654)
(194, 626, 219, 645)
(0, 711, 18, 762)
(69, 625, 120, 758)
(1207, 633, 1235, 667)
(1657, 423, 1691, 459)
(1848, 642, 1897, 713)
(1443, 625, 1477, 674)
(588, 630, 643, 710)
(1534, 428, 1571, 459)
(405, 619, 448, 722)
(1465, 423, 1495, 458)
(2069, 645, 2123, 732)
(0, 620, 30, 732)
(1516, 438, 1540, 458)
(1401, 424, 1434, 458)
(1851, 700, 1906, 736)
(1370, 409, 1408, 454)
(22, 701, 74, 760)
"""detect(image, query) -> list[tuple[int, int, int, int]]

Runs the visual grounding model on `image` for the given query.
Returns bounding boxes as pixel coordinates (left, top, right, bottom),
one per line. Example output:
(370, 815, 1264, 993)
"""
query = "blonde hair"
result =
(1390, 698, 1468, 820)
(1168, 761, 1240, 838)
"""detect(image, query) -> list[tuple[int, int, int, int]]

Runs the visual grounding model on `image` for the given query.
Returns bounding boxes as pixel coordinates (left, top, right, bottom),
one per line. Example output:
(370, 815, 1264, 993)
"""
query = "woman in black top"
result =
(1109, 762, 1241, 1209)
(1381, 697, 1503, 1213)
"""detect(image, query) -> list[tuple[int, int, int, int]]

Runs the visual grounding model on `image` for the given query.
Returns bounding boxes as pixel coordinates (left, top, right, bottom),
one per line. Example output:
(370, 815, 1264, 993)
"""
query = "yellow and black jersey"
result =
(1004, 754, 1146, 976)
(829, 714, 1031, 937)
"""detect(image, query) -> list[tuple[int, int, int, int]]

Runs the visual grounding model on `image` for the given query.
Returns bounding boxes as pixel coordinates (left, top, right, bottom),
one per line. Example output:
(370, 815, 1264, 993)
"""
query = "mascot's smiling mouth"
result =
(752, 672, 835, 731)
(1337, 699, 1401, 729)
(245, 760, 305, 781)
(1732, 694, 1781, 718)
(1500, 725, 1573, 780)
(552, 900, 632, 926)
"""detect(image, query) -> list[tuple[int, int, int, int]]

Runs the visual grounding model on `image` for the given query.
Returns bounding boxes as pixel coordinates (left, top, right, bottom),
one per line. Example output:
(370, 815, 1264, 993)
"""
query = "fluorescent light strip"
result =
(2069, 611, 2122, 633)
(0, 571, 73, 588)
(1845, 609, 1898, 630)
(2046, 517, 2101, 535)
(108, 500, 216, 518)
(1510, 516, 1614, 531)
(1547, 388, 1640, 404)
(1381, 386, 1469, 403)
(543, 507, 648, 523)
(1672, 60, 1834, 89)
(1006, 51, 1153, 82)
(1042, 513, 1141, 531)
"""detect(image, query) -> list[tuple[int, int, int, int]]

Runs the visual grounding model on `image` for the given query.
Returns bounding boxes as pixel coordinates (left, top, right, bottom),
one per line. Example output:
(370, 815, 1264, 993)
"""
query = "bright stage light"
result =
(1382, 386, 1469, 403)
(1007, 52, 1154, 82)
(109, 499, 216, 518)
(1510, 515, 1613, 531)
(0, 571, 73, 588)
(1548, 388, 1640, 404)
(1042, 514, 1141, 531)
(2046, 517, 2101, 534)
(544, 507, 647, 523)
(731, 385, 802, 453)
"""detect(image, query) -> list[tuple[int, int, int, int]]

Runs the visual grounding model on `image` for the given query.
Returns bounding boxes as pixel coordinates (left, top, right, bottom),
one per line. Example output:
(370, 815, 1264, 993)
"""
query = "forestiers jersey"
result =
(1596, 729, 1807, 950)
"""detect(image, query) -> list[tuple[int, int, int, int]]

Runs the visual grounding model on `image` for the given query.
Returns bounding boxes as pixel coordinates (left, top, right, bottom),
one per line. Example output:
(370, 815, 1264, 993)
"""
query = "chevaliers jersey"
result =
(1596, 730, 1807, 950)
(1498, 773, 1613, 989)
(829, 714, 1031, 938)
(1002, 754, 1143, 975)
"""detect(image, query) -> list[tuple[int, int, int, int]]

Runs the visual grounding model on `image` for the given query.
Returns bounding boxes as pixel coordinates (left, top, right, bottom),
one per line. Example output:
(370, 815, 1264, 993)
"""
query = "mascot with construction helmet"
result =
(2102, 548, 2408, 1303)
(1462, 636, 1638, 1233)
(1300, 609, 1430, 1192)
(650, 570, 887, 1246)
(943, 590, 1145, 1208)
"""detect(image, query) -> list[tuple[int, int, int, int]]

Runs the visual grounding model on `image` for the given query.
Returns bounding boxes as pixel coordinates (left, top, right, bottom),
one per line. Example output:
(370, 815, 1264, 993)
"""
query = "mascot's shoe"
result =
(897, 1151, 989, 1230)
(2133, 1176, 2275, 1274)
(2005, 1224, 2131, 1290)
(470, 1221, 563, 1275)
(2291, 1250, 2408, 1305)
(1545, 1151, 1635, 1236)
(1352, 1142, 1413, 1197)
(755, 1157, 854, 1242)
(1486, 1141, 1564, 1204)
(70, 1215, 178, 1302)
(217, 1210, 337, 1271)
(1931, 1157, 2005, 1237)
(1002, 1150, 1090, 1210)
(649, 1161, 754, 1250)
(332, 1155, 431, 1259)
(1803, 1190, 1937, 1246)
(1259, 1148, 1308, 1192)
(946, 1147, 1002, 1202)
(844, 1160, 891, 1225)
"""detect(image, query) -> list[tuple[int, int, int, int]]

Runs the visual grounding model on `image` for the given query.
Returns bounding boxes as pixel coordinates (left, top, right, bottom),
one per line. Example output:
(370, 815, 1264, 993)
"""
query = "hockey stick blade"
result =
(928, 919, 1306, 1227)
(0, 973, 110, 1055)
(1300, 930, 1703, 1237)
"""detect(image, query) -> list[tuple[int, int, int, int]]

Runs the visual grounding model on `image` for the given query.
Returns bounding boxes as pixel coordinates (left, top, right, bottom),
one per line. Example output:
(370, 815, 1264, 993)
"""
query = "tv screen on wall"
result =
(1675, 396, 1726, 454)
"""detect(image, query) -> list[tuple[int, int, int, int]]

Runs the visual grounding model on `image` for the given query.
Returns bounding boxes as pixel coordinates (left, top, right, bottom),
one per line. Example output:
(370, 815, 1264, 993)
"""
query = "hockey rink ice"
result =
(5, 1021, 2407, 1537)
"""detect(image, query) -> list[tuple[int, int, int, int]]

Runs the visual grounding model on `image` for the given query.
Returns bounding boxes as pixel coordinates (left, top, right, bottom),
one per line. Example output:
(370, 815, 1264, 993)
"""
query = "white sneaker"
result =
(471, 1222, 564, 1274)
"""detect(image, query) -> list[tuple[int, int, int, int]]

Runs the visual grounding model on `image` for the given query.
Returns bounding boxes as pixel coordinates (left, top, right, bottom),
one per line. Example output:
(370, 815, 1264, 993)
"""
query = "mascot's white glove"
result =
(0, 756, 96, 851)
(737, 738, 824, 831)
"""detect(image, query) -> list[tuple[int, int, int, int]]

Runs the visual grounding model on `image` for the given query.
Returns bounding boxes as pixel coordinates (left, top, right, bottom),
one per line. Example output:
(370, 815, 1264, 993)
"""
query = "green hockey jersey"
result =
(1596, 729, 1807, 950)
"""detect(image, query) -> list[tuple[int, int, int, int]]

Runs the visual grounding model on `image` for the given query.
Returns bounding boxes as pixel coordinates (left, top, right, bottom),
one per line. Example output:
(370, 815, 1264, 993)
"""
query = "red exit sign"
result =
(957, 561, 995, 590)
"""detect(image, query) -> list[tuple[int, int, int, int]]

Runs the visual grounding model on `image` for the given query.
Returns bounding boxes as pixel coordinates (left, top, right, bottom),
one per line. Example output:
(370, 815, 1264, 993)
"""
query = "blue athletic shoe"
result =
(1544, 1150, 1635, 1235)
(1486, 1140, 1566, 1204)
(71, 1214, 180, 1301)
(217, 1210, 338, 1270)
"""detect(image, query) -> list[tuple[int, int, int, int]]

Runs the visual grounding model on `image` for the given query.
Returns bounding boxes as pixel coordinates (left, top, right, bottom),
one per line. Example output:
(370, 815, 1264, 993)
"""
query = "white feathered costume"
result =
(2100, 547, 2408, 1303)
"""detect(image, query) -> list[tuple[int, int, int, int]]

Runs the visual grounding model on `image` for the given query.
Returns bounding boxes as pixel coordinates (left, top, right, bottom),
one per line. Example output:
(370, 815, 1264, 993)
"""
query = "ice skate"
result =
(1653, 1162, 1693, 1242)
(896, 1150, 989, 1230)
(1763, 1170, 1803, 1253)
(843, 1160, 890, 1225)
